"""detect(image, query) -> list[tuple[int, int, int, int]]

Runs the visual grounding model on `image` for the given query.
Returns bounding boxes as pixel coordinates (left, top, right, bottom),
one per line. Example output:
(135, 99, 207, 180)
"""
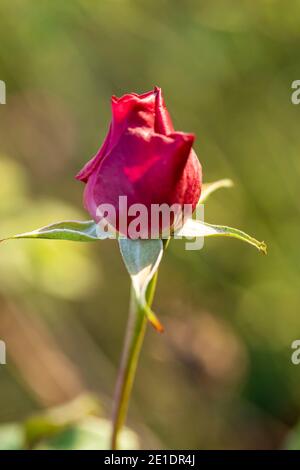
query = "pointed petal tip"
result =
(171, 131, 195, 148)
(185, 132, 195, 143)
(75, 169, 87, 183)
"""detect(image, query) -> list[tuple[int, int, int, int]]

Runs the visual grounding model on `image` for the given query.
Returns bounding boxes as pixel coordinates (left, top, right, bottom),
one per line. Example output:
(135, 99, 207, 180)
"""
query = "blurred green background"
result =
(0, 0, 300, 450)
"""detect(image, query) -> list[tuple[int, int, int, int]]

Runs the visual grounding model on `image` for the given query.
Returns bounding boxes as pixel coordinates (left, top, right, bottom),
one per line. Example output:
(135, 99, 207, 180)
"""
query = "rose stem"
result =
(111, 272, 158, 450)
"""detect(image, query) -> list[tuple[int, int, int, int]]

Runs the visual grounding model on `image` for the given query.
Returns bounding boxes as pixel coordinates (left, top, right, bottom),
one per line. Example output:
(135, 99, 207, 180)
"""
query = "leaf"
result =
(199, 178, 233, 204)
(119, 239, 164, 331)
(0, 220, 111, 243)
(175, 218, 267, 254)
(34, 417, 138, 450)
(24, 394, 100, 447)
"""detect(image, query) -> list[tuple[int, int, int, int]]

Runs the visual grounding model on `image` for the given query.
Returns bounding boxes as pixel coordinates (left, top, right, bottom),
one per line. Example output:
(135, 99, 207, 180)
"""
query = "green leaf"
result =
(199, 178, 233, 204)
(24, 394, 101, 448)
(34, 417, 138, 450)
(119, 239, 164, 331)
(0, 220, 110, 243)
(175, 218, 267, 254)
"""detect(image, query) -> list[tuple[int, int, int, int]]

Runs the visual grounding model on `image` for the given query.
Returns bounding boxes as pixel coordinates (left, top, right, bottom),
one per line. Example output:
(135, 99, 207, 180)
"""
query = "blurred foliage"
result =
(0, 0, 300, 449)
(0, 395, 138, 450)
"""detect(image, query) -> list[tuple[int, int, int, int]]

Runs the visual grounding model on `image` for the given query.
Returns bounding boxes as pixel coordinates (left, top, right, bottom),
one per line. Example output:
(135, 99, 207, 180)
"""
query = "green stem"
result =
(111, 272, 158, 450)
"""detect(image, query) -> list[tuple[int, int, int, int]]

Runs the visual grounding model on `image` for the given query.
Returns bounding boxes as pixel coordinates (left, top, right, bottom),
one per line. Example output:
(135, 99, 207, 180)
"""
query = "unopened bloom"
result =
(76, 87, 202, 237)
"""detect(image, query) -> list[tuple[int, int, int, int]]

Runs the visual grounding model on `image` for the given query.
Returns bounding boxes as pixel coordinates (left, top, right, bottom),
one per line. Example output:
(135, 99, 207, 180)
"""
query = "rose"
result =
(76, 87, 202, 238)
(76, 87, 202, 237)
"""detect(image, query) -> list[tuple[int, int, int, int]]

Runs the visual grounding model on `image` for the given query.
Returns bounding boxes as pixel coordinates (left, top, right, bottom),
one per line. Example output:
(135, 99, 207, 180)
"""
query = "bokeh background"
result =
(0, 0, 300, 450)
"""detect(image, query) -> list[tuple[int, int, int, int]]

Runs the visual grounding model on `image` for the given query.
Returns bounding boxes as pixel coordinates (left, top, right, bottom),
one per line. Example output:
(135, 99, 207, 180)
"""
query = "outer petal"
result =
(175, 148, 202, 209)
(84, 127, 197, 236)
(75, 123, 112, 183)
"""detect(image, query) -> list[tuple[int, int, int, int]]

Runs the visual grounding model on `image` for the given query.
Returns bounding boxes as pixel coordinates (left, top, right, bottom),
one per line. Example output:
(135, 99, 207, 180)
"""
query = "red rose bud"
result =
(76, 87, 202, 238)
